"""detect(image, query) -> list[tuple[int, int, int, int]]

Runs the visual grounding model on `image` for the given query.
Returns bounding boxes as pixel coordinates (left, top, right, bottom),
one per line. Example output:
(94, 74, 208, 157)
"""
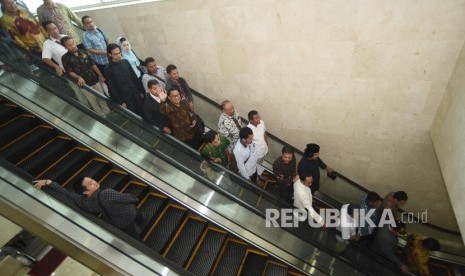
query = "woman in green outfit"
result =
(200, 130, 230, 168)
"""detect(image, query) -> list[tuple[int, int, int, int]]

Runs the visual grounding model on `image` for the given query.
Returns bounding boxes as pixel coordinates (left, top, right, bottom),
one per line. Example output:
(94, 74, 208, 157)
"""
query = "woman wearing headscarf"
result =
(116, 36, 142, 77)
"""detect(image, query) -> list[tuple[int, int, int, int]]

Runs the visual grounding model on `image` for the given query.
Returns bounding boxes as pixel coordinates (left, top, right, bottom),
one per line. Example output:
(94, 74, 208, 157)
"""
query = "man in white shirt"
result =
(293, 172, 324, 227)
(247, 110, 268, 176)
(42, 21, 67, 76)
(336, 204, 360, 242)
(233, 127, 258, 183)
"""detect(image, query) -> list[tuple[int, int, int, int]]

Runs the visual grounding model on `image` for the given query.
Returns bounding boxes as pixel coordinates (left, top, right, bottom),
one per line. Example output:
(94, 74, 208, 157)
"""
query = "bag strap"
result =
(151, 73, 166, 84)
(96, 28, 108, 45)
(243, 146, 251, 164)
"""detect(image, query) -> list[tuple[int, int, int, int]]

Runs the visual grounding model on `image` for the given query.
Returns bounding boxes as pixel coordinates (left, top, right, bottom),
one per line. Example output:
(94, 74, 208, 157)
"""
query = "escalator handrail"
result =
(0, 41, 458, 271)
(0, 158, 192, 276)
(0, 40, 292, 211)
(189, 88, 462, 236)
(0, 63, 404, 275)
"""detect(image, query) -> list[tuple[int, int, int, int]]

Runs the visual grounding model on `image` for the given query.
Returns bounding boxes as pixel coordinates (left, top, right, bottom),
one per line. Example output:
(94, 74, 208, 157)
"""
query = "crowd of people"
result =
(0, 1, 441, 274)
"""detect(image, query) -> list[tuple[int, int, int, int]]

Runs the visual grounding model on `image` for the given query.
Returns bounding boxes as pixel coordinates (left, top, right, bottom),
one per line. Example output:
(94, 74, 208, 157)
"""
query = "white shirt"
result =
(42, 35, 67, 70)
(337, 204, 358, 240)
(233, 140, 257, 179)
(293, 179, 323, 224)
(149, 93, 161, 103)
(247, 120, 268, 159)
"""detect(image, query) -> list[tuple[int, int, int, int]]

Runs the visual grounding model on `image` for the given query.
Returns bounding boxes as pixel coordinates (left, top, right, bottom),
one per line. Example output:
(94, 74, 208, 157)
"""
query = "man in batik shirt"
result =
(0, 0, 47, 52)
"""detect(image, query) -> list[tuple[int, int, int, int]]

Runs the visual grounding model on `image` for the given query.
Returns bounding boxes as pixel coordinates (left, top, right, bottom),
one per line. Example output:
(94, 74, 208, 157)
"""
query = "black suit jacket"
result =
(143, 95, 170, 130)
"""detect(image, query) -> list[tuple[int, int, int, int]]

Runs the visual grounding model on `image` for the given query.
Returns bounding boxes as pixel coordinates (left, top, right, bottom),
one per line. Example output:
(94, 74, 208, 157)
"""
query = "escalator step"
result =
(240, 250, 268, 276)
(287, 270, 306, 276)
(0, 125, 56, 164)
(38, 147, 92, 184)
(138, 193, 168, 234)
(144, 205, 187, 253)
(17, 137, 74, 177)
(0, 115, 39, 148)
(120, 181, 148, 200)
(187, 228, 227, 276)
(264, 261, 288, 276)
(99, 170, 129, 190)
(0, 103, 22, 124)
(64, 158, 111, 186)
(165, 217, 207, 266)
(212, 239, 248, 276)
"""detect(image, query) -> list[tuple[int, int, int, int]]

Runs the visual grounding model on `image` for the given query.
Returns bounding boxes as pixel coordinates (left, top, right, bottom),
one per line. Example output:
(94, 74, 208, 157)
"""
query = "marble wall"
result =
(431, 39, 465, 242)
(79, 0, 465, 230)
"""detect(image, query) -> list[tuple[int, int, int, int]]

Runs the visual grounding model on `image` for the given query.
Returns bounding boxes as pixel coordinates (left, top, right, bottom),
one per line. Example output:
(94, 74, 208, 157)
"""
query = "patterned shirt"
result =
(160, 101, 194, 141)
(218, 111, 244, 149)
(200, 135, 230, 167)
(406, 233, 431, 276)
(83, 28, 108, 65)
(272, 156, 296, 187)
(37, 3, 84, 45)
(0, 9, 47, 51)
(62, 49, 99, 86)
(167, 77, 193, 102)
(49, 182, 138, 229)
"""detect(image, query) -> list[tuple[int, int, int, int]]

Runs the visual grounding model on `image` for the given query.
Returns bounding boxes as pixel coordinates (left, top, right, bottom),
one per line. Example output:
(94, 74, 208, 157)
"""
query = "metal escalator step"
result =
(38, 147, 92, 184)
(99, 169, 129, 190)
(0, 115, 39, 148)
(0, 125, 56, 164)
(144, 205, 187, 253)
(164, 216, 207, 266)
(239, 250, 268, 276)
(120, 180, 148, 200)
(287, 270, 306, 276)
(264, 261, 288, 276)
(212, 239, 248, 276)
(187, 228, 227, 276)
(17, 137, 74, 177)
(0, 103, 22, 124)
(138, 193, 168, 235)
(63, 158, 111, 187)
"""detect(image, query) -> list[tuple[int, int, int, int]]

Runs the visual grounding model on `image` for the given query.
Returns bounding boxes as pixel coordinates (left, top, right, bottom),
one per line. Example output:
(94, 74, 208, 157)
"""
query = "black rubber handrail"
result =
(0, 45, 403, 275)
(0, 157, 194, 276)
(189, 88, 462, 236)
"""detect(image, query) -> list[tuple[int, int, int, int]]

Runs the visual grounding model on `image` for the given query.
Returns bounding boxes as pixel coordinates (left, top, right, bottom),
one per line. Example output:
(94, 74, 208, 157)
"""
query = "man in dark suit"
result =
(143, 79, 171, 134)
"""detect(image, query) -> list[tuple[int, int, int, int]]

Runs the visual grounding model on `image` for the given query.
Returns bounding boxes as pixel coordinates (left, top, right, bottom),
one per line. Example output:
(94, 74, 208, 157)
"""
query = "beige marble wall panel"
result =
(77, 0, 465, 231)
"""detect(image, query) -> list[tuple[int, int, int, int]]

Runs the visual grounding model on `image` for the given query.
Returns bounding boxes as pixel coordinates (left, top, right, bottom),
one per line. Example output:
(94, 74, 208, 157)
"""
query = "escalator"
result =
(1, 37, 463, 274)
(0, 98, 307, 276)
(0, 65, 404, 275)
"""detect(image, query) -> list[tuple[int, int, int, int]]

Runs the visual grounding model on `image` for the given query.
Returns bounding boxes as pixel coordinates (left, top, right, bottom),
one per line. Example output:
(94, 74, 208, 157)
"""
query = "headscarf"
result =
(116, 36, 141, 77)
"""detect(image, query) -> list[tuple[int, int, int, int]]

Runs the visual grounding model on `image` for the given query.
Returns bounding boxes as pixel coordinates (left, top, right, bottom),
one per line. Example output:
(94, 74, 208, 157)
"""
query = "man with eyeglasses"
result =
(34, 177, 141, 238)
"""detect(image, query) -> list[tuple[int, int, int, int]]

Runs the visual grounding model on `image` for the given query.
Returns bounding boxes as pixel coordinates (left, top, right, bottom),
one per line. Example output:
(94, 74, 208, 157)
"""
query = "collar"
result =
(149, 93, 161, 103)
